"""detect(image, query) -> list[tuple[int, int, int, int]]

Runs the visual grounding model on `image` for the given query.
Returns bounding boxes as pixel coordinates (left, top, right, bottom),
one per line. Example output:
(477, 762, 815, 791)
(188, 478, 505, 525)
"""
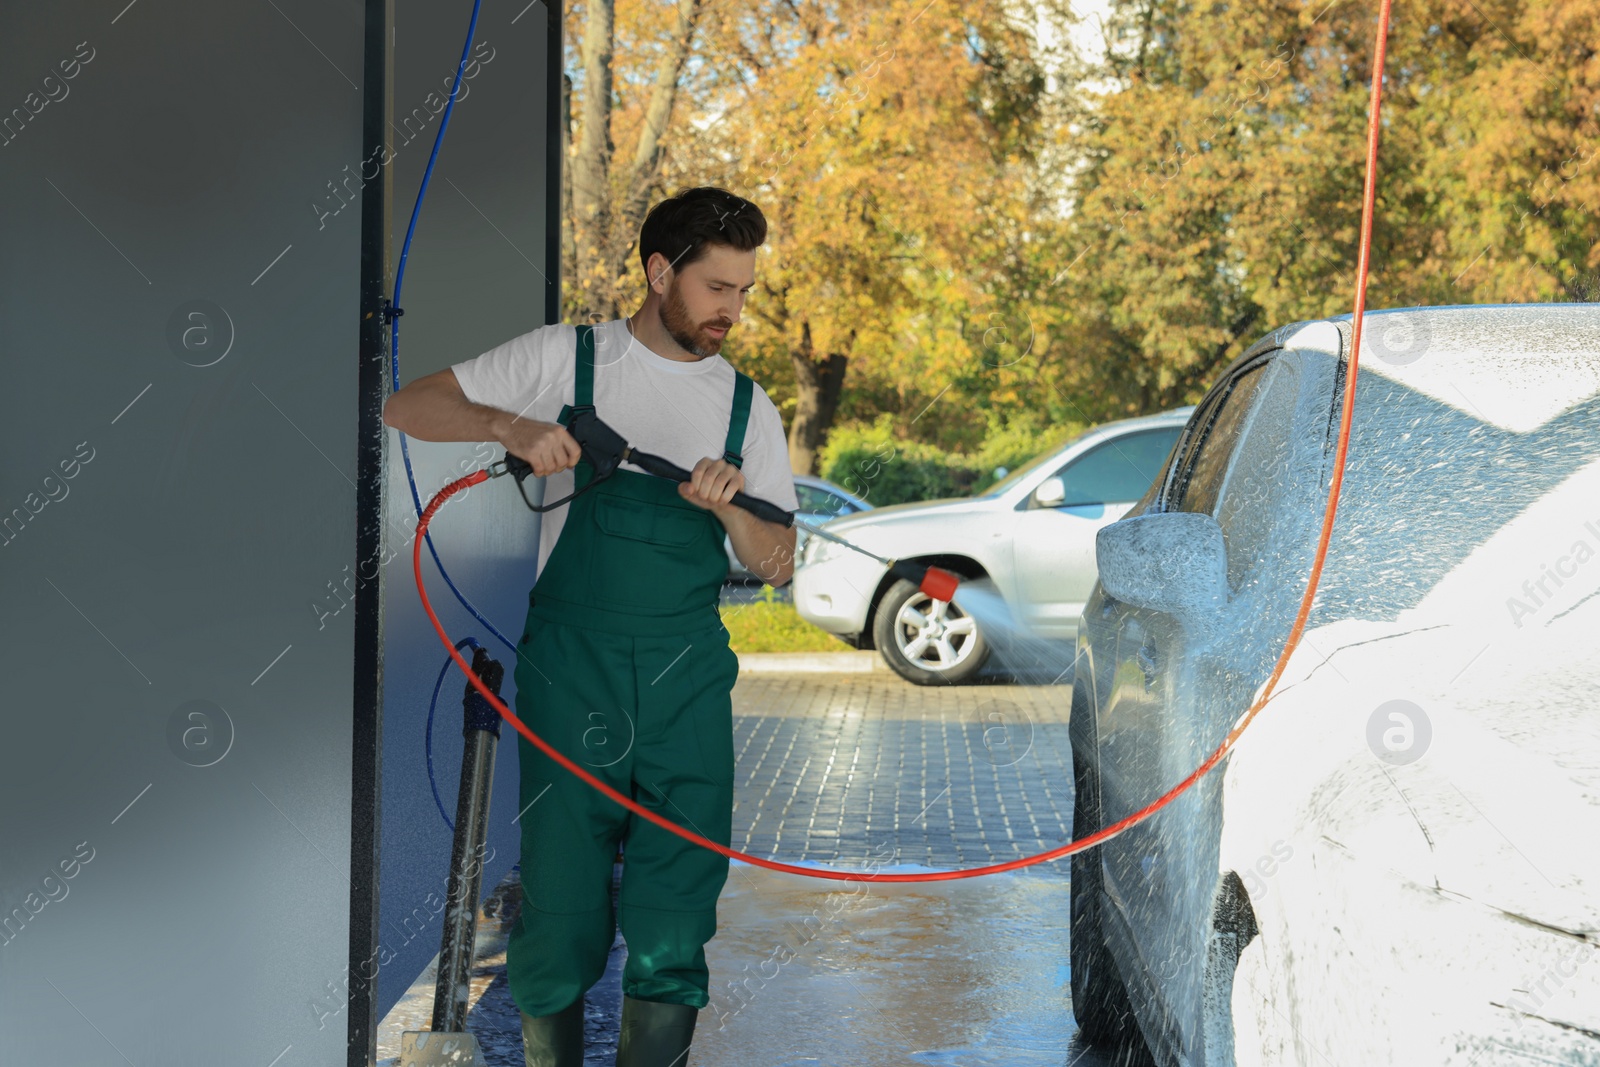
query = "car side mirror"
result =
(1095, 512, 1228, 630)
(1033, 477, 1066, 507)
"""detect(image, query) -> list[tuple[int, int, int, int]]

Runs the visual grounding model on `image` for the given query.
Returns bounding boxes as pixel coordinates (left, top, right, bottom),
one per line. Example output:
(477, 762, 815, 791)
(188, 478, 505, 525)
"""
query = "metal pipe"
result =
(430, 646, 504, 1034)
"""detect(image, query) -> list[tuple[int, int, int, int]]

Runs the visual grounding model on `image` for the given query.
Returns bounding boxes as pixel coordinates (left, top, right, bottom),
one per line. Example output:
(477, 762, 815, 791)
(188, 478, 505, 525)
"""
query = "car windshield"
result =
(980, 431, 1091, 497)
(1317, 368, 1600, 624)
(1181, 324, 1600, 629)
(795, 484, 850, 514)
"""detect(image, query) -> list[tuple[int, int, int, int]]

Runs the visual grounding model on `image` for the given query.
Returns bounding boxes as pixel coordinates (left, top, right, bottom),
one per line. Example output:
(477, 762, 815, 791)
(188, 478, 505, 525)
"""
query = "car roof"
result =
(1256, 303, 1600, 434)
(1075, 405, 1196, 444)
(1232, 303, 1599, 372)
(794, 472, 873, 507)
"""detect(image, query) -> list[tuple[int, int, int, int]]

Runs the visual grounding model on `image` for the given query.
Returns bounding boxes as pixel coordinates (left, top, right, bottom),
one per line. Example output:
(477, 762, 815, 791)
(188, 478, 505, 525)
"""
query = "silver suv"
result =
(792, 408, 1192, 683)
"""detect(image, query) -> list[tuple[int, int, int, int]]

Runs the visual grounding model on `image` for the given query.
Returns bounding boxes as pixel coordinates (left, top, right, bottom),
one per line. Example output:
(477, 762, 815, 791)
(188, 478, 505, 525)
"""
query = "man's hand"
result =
(678, 456, 744, 513)
(500, 417, 581, 477)
(680, 457, 797, 586)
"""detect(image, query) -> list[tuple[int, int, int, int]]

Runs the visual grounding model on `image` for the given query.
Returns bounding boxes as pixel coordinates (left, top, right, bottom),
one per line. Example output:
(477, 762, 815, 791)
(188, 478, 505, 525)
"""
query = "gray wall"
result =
(0, 1, 554, 1063)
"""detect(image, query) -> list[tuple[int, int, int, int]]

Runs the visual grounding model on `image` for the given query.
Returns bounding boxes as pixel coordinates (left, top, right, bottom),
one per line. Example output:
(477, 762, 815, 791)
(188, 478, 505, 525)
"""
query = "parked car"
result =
(725, 474, 871, 581)
(792, 409, 1192, 683)
(1070, 304, 1600, 1067)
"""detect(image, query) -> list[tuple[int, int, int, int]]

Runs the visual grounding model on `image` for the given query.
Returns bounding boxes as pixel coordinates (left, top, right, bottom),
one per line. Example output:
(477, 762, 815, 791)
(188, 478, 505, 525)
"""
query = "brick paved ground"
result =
(380, 670, 1089, 1066)
(729, 672, 1075, 872)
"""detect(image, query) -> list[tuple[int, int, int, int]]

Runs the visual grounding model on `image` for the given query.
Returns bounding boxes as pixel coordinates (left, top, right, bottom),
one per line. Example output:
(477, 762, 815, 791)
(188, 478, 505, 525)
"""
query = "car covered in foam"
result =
(1069, 304, 1600, 1066)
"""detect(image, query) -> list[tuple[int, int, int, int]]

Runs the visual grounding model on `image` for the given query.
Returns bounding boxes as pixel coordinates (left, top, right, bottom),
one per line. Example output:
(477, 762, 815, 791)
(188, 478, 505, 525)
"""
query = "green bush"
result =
(818, 415, 970, 506)
(818, 412, 1085, 505)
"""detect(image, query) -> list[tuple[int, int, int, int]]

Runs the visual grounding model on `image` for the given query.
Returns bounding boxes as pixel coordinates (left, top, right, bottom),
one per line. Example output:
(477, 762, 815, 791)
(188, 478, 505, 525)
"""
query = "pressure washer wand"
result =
(620, 446, 961, 602)
(786, 518, 962, 602)
(492, 409, 963, 603)
(432, 645, 504, 1036)
(623, 446, 792, 525)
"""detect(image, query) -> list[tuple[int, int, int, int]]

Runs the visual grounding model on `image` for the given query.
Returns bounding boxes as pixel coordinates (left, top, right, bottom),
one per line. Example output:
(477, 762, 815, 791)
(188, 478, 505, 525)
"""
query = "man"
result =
(382, 187, 797, 1067)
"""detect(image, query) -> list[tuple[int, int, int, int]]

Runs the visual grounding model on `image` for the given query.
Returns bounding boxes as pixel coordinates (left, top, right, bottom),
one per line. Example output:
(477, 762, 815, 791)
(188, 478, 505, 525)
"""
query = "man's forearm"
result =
(719, 505, 796, 586)
(382, 371, 512, 444)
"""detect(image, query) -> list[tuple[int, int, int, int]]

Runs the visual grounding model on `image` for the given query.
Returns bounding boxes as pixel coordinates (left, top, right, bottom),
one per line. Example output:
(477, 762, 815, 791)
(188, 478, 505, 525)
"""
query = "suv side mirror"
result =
(1095, 512, 1227, 630)
(1033, 477, 1066, 507)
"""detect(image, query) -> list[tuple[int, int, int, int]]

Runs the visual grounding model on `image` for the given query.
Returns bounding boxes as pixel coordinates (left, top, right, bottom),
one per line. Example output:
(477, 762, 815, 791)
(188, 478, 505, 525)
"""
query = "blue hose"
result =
(388, 0, 520, 659)
(386, 0, 519, 845)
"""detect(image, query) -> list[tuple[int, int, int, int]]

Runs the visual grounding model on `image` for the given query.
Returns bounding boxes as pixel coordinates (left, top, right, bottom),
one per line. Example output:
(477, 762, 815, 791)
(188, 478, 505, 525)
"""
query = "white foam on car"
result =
(1355, 306, 1600, 432)
(1223, 451, 1600, 1065)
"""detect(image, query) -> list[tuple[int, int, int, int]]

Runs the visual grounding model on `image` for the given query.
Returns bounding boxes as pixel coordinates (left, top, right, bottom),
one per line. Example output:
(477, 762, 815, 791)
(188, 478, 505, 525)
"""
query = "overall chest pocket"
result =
(588, 492, 723, 612)
(594, 493, 707, 547)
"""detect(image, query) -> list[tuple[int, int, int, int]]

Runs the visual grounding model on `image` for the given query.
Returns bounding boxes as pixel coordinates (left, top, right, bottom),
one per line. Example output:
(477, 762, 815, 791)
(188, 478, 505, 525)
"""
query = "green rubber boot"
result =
(521, 995, 585, 1067)
(614, 995, 698, 1067)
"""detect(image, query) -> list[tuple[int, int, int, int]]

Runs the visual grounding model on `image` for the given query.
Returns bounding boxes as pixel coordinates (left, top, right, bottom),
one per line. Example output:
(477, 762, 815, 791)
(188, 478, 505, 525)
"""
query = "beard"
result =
(659, 280, 732, 358)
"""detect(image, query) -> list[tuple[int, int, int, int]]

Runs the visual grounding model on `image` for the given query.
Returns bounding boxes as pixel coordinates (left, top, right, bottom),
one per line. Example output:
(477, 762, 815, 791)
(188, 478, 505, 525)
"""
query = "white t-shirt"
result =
(451, 317, 798, 573)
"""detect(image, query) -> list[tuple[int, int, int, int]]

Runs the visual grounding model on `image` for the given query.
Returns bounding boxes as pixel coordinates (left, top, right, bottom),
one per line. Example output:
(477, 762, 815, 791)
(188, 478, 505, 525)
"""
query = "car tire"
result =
(1070, 744, 1152, 1056)
(872, 577, 990, 685)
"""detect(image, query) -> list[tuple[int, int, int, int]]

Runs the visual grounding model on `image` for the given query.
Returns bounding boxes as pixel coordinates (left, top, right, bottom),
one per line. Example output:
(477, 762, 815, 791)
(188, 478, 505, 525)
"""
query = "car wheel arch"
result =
(858, 554, 991, 651)
(1199, 869, 1262, 1065)
(1211, 868, 1261, 960)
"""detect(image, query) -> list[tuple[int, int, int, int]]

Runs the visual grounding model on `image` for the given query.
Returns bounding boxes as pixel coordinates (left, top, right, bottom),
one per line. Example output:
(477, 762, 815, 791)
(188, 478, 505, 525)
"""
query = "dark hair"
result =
(637, 186, 767, 281)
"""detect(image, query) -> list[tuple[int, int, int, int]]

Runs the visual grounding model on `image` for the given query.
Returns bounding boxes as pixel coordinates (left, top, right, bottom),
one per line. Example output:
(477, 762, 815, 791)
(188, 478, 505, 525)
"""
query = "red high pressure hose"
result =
(413, 5, 1393, 883)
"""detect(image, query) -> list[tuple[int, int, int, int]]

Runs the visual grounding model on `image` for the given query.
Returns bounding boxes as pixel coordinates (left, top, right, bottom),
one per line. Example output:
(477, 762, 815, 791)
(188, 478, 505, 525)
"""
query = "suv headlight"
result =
(801, 531, 849, 567)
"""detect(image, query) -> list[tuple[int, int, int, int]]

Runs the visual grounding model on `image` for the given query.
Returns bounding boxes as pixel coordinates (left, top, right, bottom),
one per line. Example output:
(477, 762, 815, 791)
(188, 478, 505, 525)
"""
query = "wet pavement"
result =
(725, 672, 1074, 869)
(380, 671, 1119, 1066)
(692, 860, 1124, 1066)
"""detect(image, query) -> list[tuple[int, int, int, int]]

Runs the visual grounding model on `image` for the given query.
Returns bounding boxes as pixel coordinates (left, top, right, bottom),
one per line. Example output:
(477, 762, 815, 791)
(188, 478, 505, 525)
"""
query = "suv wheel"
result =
(872, 577, 989, 685)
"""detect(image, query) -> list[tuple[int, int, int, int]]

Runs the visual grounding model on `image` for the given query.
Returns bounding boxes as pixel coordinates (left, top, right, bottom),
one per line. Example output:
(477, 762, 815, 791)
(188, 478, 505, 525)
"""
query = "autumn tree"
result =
(561, 0, 1065, 471)
(700, 0, 1055, 472)
(556, 0, 1598, 478)
(564, 0, 706, 323)
(1042, 0, 1600, 422)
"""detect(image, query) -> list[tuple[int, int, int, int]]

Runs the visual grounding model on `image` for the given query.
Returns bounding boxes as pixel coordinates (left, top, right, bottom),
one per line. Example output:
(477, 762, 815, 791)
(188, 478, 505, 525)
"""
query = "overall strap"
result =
(574, 323, 595, 406)
(557, 323, 596, 425)
(723, 371, 754, 468)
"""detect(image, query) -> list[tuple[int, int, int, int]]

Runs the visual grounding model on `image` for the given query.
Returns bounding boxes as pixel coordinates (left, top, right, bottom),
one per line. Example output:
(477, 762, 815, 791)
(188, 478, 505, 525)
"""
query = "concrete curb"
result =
(736, 650, 884, 673)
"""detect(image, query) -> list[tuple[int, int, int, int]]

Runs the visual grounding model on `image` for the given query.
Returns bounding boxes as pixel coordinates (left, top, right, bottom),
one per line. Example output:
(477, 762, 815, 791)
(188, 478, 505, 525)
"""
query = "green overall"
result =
(505, 324, 754, 1018)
